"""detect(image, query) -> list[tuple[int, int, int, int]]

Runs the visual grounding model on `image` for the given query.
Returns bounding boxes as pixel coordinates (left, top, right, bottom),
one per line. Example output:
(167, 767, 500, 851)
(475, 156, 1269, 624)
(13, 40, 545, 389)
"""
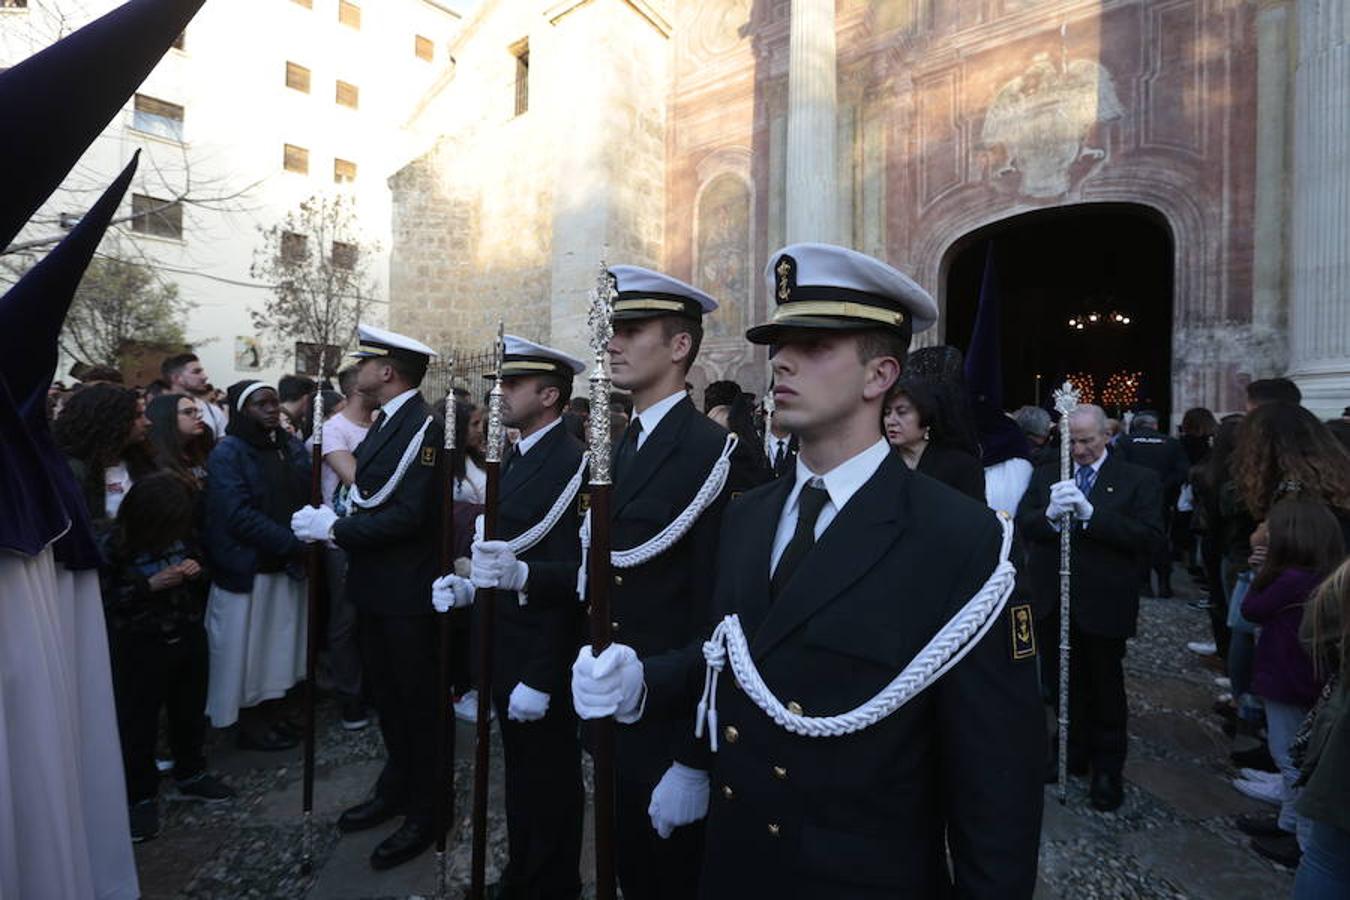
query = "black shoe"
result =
(1236, 813, 1288, 838)
(1232, 744, 1278, 773)
(272, 715, 305, 740)
(1089, 771, 1124, 811)
(173, 772, 236, 804)
(338, 793, 401, 833)
(341, 699, 370, 732)
(1187, 597, 1212, 611)
(236, 725, 298, 752)
(129, 799, 159, 843)
(370, 818, 434, 871)
(1250, 832, 1302, 868)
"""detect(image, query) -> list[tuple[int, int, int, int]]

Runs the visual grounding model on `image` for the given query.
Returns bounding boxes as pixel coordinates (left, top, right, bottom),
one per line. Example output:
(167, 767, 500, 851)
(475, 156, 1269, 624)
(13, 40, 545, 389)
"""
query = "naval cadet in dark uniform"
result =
(491, 269, 734, 900)
(442, 336, 589, 899)
(577, 244, 1046, 898)
(291, 324, 446, 871)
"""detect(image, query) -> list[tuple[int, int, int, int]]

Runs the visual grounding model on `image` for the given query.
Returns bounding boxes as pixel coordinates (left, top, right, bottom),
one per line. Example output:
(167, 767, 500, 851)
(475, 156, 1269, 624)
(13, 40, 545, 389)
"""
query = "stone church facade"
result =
(389, 0, 1350, 418)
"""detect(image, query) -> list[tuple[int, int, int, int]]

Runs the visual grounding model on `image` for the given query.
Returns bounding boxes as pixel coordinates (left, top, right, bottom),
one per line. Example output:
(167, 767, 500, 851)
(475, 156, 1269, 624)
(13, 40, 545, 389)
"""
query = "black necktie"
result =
(770, 479, 830, 600)
(773, 439, 786, 472)
(372, 410, 387, 431)
(502, 443, 519, 478)
(613, 418, 643, 485)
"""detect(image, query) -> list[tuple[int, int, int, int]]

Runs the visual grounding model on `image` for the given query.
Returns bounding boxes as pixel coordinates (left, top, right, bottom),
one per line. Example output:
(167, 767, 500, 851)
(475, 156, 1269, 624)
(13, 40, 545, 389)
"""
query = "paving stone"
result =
(134, 827, 229, 900)
(1131, 712, 1230, 759)
(1125, 757, 1271, 821)
(1039, 788, 1100, 842)
(1119, 825, 1295, 900)
(1130, 673, 1218, 713)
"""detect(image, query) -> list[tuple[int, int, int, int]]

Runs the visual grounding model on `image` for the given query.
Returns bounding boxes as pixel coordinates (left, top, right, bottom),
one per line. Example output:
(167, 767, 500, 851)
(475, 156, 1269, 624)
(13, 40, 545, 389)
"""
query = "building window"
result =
(130, 194, 183, 239)
(280, 230, 309, 263)
(334, 158, 357, 184)
(283, 144, 309, 174)
(132, 94, 185, 142)
(290, 0, 312, 7)
(512, 42, 529, 117)
(335, 80, 359, 109)
(285, 61, 311, 93)
(171, 30, 185, 50)
(415, 34, 434, 61)
(331, 241, 358, 271)
(0, 1, 30, 8)
(338, 0, 360, 29)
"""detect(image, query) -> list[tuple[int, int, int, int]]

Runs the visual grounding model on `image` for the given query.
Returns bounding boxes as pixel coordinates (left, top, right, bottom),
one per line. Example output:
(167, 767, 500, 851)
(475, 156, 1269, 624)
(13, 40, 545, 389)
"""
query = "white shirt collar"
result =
(632, 389, 686, 447)
(377, 388, 418, 428)
(514, 415, 562, 457)
(784, 438, 891, 519)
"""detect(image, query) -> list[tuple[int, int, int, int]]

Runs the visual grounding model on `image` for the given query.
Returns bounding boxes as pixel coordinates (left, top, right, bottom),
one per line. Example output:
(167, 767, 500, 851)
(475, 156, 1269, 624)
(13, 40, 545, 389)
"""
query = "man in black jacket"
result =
(1114, 411, 1188, 597)
(491, 267, 732, 899)
(291, 324, 446, 870)
(1017, 403, 1164, 811)
(577, 244, 1045, 899)
(443, 335, 588, 899)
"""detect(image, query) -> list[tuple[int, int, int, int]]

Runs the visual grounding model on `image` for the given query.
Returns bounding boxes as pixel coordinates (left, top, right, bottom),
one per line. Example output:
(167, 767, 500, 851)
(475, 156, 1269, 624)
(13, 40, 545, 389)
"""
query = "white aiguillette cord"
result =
(575, 433, 738, 599)
(347, 415, 434, 511)
(695, 513, 1018, 750)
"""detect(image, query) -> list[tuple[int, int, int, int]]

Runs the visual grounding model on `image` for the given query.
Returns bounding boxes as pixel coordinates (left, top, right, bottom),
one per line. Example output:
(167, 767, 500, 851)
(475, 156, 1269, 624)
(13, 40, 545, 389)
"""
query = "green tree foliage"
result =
(61, 255, 189, 367)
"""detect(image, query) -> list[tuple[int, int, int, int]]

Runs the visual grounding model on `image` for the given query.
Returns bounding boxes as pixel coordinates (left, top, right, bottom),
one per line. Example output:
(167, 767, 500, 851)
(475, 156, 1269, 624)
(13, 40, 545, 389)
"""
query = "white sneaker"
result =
(1232, 776, 1283, 805)
(1187, 641, 1218, 655)
(453, 690, 494, 723)
(1239, 768, 1282, 784)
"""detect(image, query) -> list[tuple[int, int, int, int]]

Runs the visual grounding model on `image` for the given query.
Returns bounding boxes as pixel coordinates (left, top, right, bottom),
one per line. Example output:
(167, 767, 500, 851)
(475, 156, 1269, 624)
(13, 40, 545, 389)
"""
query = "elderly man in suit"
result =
(1017, 403, 1164, 811)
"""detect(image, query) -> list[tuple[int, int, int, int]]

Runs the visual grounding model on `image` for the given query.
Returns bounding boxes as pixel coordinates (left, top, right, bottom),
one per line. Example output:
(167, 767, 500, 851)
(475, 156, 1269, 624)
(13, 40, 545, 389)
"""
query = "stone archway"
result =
(940, 202, 1176, 424)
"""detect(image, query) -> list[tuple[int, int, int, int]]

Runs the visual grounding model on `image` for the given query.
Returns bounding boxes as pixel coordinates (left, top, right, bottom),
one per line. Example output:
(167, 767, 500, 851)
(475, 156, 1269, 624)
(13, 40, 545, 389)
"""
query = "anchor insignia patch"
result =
(1010, 604, 1036, 659)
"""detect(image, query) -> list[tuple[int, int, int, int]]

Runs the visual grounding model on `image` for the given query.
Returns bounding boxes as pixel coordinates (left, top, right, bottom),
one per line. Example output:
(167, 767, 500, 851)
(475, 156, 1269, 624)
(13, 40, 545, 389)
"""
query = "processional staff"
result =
(1053, 381, 1080, 805)
(434, 364, 456, 899)
(469, 325, 506, 900)
(585, 263, 618, 900)
(300, 379, 326, 875)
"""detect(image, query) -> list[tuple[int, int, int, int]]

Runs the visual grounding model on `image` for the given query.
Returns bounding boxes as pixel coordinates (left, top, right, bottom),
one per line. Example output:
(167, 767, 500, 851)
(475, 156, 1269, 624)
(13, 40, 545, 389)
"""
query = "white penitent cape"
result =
(0, 550, 140, 900)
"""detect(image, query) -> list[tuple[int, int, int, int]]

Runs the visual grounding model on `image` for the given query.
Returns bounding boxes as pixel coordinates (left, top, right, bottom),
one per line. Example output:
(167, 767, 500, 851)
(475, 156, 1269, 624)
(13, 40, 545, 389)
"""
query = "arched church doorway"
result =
(943, 204, 1175, 426)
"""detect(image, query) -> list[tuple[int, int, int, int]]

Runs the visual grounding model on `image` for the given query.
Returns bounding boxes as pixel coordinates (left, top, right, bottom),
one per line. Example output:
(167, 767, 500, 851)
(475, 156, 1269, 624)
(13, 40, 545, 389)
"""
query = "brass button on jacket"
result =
(613, 574, 624, 586)
(786, 700, 804, 716)
(772, 765, 788, 781)
(767, 823, 781, 837)
(723, 725, 739, 744)
(721, 785, 734, 800)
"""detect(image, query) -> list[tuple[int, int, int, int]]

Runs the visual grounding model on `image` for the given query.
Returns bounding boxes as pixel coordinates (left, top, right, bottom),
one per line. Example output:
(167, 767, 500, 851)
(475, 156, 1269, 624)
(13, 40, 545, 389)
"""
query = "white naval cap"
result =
(746, 243, 938, 345)
(608, 265, 719, 322)
(491, 334, 586, 379)
(349, 323, 439, 363)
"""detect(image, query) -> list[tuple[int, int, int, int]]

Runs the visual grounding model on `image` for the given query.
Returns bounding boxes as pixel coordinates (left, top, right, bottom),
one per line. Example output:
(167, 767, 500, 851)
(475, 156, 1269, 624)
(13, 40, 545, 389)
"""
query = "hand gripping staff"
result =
(469, 325, 506, 900)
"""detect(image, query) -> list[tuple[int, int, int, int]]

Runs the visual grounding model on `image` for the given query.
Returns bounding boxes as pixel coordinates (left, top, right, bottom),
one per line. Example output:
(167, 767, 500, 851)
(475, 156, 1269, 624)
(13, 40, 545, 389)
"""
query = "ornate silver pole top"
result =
(587, 260, 616, 485)
(312, 383, 325, 446)
(444, 358, 456, 452)
(1052, 380, 1080, 420)
(486, 322, 506, 464)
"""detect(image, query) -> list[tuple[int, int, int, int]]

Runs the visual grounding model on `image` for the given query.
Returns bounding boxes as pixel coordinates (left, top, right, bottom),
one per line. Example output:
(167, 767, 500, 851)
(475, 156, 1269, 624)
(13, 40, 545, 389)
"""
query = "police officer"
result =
(576, 244, 1046, 898)
(291, 324, 445, 871)
(482, 269, 734, 900)
(438, 336, 589, 899)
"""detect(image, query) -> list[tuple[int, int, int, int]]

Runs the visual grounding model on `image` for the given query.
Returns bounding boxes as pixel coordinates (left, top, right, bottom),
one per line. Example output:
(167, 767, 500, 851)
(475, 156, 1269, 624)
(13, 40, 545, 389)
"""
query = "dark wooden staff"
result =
(300, 383, 325, 875)
(469, 324, 506, 900)
(585, 265, 618, 900)
(434, 367, 457, 898)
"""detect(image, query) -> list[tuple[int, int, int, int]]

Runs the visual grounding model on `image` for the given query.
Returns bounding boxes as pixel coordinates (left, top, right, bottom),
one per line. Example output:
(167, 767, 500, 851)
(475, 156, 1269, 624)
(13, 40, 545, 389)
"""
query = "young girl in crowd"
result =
(53, 383, 156, 528)
(202, 380, 310, 751)
(1293, 557, 1350, 897)
(1240, 497, 1345, 866)
(146, 392, 214, 486)
(101, 472, 234, 842)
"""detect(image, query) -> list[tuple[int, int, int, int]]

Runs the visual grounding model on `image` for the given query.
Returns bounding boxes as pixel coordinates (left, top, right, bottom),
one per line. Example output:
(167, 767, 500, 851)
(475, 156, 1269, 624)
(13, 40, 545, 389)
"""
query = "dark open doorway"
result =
(943, 203, 1174, 425)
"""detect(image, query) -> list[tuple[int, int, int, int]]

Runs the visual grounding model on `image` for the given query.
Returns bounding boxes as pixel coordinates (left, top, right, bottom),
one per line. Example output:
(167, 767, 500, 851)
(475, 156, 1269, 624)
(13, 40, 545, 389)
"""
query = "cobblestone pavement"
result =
(134, 566, 1296, 899)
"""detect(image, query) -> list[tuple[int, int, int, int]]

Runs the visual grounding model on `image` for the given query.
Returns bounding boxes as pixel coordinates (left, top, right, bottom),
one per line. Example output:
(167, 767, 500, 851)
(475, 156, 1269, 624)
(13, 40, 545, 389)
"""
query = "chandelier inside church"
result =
(1067, 306, 1132, 331)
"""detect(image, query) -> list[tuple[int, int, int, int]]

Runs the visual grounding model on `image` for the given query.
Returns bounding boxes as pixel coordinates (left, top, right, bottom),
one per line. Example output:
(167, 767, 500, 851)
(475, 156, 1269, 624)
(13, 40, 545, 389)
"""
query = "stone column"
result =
(1251, 0, 1292, 341)
(1288, 0, 1350, 416)
(785, 0, 840, 245)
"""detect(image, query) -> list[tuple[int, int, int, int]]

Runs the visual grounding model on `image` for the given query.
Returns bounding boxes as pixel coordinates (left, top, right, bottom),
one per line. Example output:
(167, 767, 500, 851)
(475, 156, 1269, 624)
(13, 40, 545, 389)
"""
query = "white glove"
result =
(1051, 480, 1093, 521)
(1045, 493, 1069, 522)
(572, 643, 645, 723)
(431, 573, 475, 612)
(507, 682, 550, 722)
(291, 505, 337, 543)
(648, 763, 710, 839)
(471, 539, 529, 592)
